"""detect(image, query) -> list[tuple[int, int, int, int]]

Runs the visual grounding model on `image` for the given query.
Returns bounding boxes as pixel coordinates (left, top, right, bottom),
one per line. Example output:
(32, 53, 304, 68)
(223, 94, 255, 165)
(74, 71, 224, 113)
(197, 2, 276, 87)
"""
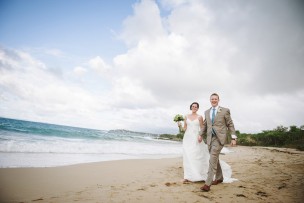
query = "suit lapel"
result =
(206, 108, 212, 123)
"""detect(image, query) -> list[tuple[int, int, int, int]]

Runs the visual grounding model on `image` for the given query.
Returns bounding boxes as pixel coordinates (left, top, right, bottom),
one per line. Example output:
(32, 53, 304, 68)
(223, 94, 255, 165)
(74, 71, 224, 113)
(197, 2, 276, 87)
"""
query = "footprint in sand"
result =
(256, 191, 268, 197)
(165, 182, 177, 186)
(278, 183, 287, 189)
(32, 198, 44, 201)
(236, 194, 247, 198)
(198, 194, 213, 200)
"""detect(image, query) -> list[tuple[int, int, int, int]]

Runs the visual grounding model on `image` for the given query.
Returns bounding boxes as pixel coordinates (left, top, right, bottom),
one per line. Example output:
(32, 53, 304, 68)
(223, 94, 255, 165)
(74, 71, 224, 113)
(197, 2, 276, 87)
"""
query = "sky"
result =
(0, 0, 304, 134)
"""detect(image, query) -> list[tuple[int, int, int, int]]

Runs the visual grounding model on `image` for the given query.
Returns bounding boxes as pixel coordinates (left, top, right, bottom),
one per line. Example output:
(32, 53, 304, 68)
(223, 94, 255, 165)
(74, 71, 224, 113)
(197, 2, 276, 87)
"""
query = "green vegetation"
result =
(157, 133, 183, 141)
(170, 114, 303, 151)
(162, 123, 304, 151)
(235, 125, 304, 151)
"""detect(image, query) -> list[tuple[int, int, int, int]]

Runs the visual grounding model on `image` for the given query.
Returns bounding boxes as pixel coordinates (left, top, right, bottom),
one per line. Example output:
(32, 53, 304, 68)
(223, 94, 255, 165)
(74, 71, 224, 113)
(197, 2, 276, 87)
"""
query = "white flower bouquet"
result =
(174, 114, 184, 122)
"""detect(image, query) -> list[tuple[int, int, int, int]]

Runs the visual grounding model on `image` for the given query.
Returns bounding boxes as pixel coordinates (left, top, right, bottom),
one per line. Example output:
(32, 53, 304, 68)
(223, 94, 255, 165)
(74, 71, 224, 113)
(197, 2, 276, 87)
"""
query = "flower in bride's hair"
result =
(173, 114, 184, 122)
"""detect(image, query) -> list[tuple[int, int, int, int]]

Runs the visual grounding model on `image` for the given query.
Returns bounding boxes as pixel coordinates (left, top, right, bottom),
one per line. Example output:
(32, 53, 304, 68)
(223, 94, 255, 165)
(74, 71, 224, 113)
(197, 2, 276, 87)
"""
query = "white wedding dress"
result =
(183, 118, 237, 183)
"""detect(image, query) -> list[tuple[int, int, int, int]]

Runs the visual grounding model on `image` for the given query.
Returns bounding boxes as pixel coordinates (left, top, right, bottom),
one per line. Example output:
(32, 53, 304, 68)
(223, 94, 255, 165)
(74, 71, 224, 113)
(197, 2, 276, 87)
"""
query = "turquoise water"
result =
(0, 117, 182, 167)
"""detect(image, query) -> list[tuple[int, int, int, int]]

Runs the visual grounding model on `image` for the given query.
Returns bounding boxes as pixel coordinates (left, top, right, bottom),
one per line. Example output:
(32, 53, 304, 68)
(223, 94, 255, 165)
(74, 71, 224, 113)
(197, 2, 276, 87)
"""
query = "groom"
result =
(198, 93, 237, 192)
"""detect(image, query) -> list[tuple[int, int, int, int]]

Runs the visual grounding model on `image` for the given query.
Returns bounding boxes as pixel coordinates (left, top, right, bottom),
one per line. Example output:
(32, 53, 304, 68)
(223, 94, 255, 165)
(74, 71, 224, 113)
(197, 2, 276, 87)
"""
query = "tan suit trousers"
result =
(206, 136, 224, 186)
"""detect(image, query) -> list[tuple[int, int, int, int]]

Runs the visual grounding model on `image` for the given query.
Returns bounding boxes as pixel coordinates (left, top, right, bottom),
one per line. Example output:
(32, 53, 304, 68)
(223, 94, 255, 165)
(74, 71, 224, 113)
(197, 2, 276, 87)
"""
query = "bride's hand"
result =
(197, 135, 203, 143)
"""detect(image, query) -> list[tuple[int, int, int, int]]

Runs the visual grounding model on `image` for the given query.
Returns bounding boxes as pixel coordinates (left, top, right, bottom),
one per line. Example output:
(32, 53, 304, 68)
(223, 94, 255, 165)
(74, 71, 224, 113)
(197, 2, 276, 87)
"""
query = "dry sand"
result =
(0, 146, 303, 203)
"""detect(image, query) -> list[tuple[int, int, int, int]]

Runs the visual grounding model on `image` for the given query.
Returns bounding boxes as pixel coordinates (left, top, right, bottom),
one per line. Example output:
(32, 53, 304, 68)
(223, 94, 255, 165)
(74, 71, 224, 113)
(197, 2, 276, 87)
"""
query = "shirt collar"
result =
(211, 106, 219, 110)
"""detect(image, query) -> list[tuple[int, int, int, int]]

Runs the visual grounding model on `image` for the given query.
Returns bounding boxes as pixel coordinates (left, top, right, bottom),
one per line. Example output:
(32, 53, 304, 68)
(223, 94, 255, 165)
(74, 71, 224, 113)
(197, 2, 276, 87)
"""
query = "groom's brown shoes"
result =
(200, 184, 210, 192)
(212, 179, 223, 185)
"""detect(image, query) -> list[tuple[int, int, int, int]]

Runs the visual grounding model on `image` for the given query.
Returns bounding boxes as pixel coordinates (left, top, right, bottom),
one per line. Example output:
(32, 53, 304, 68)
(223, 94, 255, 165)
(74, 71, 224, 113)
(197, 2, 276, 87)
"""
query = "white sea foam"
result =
(0, 137, 182, 155)
(0, 152, 181, 168)
(0, 131, 183, 167)
(0, 118, 233, 168)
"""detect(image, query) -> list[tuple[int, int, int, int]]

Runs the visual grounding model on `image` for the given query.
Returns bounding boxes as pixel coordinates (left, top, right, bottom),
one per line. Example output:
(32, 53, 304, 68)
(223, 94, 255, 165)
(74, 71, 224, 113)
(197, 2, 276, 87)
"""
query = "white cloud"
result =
(73, 66, 87, 77)
(120, 0, 166, 47)
(0, 48, 111, 130)
(89, 56, 110, 74)
(114, 0, 238, 102)
(1, 0, 303, 134)
(110, 77, 158, 109)
(113, 0, 304, 132)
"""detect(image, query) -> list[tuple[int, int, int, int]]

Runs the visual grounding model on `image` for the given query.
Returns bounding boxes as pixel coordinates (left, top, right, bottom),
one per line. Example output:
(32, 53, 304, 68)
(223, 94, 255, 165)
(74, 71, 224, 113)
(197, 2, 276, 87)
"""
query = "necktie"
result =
(212, 108, 216, 124)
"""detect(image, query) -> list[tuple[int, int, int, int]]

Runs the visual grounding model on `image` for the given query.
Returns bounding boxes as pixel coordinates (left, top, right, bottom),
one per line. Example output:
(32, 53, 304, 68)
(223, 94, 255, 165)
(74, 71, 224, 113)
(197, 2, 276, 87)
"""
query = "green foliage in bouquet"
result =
(173, 114, 184, 122)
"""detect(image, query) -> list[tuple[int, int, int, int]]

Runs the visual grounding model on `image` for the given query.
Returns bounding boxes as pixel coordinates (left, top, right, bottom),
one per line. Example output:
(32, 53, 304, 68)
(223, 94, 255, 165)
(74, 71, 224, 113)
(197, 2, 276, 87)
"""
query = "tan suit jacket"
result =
(200, 106, 236, 145)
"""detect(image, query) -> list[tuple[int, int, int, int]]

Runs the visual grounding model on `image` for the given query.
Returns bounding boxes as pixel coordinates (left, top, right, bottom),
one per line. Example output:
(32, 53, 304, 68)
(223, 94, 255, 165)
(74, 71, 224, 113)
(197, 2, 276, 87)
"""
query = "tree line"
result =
(159, 125, 304, 151)
(231, 125, 304, 150)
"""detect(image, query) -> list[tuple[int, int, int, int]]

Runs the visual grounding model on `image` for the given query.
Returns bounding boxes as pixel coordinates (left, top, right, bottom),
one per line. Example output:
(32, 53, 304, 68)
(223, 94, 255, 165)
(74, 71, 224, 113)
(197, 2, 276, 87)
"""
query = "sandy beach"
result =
(0, 146, 303, 203)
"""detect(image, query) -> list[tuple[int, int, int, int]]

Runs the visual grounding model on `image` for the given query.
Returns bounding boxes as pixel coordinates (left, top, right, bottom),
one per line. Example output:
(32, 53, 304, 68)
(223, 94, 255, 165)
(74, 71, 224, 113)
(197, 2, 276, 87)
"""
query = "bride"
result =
(179, 102, 235, 183)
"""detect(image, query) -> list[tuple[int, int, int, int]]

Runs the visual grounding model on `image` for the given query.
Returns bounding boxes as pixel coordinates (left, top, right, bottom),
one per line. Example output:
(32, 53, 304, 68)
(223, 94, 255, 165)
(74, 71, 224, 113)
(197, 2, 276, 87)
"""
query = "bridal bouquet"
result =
(174, 114, 184, 122)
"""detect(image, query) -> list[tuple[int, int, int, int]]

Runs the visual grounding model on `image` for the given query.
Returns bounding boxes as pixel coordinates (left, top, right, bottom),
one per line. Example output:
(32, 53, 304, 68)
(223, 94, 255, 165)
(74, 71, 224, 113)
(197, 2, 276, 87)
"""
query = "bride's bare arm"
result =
(178, 115, 187, 132)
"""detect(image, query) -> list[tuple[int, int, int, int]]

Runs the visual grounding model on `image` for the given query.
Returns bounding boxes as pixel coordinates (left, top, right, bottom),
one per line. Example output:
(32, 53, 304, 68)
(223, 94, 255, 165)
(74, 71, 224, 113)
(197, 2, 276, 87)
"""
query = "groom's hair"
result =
(190, 102, 199, 110)
(210, 93, 219, 99)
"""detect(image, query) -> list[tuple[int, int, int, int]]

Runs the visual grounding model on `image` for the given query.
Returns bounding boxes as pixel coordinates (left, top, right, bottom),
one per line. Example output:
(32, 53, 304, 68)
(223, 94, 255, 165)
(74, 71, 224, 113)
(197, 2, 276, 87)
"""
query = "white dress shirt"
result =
(209, 106, 219, 120)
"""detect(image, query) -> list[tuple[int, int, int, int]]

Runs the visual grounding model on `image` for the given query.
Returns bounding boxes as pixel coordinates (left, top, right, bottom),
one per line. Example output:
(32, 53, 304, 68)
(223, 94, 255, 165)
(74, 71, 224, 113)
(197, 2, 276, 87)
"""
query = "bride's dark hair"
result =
(190, 102, 199, 110)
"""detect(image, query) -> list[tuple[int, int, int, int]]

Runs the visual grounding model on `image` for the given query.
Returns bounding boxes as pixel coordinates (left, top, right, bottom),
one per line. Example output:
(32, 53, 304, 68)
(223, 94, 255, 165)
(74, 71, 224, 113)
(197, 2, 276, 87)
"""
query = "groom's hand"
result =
(198, 135, 203, 143)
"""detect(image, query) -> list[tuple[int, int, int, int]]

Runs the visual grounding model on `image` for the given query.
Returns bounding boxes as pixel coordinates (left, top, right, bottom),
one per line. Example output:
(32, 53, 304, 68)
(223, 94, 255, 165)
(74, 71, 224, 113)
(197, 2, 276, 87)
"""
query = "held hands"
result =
(231, 134, 237, 147)
(197, 135, 203, 143)
(231, 138, 237, 147)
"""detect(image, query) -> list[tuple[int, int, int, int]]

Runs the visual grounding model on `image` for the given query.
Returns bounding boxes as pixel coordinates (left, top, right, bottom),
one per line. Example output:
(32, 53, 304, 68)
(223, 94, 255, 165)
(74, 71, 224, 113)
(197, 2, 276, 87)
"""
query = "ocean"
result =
(0, 117, 182, 168)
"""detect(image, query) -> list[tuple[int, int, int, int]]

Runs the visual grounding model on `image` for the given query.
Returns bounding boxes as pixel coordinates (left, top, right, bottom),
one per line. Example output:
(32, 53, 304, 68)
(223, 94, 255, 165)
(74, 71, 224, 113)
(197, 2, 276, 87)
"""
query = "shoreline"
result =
(0, 152, 182, 168)
(0, 146, 303, 202)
